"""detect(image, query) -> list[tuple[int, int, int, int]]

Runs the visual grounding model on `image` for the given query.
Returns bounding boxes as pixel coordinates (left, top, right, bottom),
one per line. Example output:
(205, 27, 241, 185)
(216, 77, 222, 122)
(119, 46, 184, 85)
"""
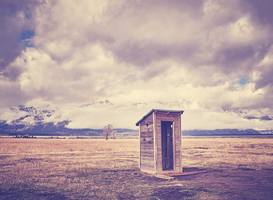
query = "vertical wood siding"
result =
(139, 114, 154, 171)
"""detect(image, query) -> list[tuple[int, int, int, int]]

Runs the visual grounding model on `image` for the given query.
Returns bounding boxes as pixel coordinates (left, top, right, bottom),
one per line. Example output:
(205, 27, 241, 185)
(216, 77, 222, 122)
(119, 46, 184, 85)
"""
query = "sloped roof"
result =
(136, 109, 184, 126)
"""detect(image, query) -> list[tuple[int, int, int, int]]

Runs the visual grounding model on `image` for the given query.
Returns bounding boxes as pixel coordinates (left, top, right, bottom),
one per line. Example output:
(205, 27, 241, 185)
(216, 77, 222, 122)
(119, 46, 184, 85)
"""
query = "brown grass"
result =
(0, 137, 273, 199)
(182, 137, 273, 170)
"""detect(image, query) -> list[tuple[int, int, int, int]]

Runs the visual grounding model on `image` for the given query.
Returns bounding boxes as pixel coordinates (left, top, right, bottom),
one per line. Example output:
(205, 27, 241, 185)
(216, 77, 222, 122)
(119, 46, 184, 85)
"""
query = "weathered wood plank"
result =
(141, 150, 154, 154)
(141, 143, 154, 148)
(140, 140, 154, 145)
(141, 156, 154, 160)
(141, 164, 154, 170)
(141, 151, 154, 157)
(141, 158, 154, 162)
(141, 160, 154, 166)
(141, 147, 154, 152)
(141, 148, 154, 152)
(140, 131, 153, 137)
(141, 136, 154, 139)
(141, 152, 154, 156)
(141, 143, 153, 146)
(141, 155, 154, 159)
(141, 163, 154, 168)
(141, 142, 154, 146)
(141, 149, 154, 152)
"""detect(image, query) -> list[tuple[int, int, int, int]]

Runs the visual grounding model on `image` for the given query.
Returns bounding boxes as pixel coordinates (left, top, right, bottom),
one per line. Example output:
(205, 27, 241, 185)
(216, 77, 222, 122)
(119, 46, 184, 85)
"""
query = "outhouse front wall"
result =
(139, 113, 154, 173)
(154, 112, 182, 174)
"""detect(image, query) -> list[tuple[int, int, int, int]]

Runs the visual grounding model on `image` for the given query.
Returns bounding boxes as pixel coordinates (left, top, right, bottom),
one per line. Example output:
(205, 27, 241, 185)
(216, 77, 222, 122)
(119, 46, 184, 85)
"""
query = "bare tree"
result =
(111, 130, 117, 140)
(103, 124, 113, 140)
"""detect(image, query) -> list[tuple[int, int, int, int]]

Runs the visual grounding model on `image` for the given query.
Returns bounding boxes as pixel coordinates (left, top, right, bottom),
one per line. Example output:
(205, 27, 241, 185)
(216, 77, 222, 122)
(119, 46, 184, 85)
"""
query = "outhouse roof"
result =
(135, 109, 184, 126)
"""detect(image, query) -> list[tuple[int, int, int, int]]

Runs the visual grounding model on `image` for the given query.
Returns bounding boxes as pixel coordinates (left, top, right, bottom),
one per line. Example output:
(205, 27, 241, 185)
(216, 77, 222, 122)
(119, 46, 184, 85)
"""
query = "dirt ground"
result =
(1, 138, 273, 199)
(1, 167, 273, 199)
(151, 167, 273, 200)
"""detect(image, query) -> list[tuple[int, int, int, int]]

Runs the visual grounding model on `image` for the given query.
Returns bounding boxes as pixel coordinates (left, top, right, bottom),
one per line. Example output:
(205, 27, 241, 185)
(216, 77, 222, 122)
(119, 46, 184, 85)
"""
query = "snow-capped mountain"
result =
(0, 100, 272, 136)
(79, 100, 114, 108)
(0, 100, 135, 136)
(10, 105, 56, 124)
(0, 105, 101, 136)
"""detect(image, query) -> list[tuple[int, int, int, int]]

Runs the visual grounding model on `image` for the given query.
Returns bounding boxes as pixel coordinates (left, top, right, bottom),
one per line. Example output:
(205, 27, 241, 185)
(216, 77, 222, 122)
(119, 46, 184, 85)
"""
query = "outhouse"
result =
(136, 109, 184, 175)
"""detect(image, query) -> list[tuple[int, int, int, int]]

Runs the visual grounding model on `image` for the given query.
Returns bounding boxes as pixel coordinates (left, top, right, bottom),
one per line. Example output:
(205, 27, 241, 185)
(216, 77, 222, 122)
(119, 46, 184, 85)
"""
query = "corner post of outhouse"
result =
(153, 110, 157, 173)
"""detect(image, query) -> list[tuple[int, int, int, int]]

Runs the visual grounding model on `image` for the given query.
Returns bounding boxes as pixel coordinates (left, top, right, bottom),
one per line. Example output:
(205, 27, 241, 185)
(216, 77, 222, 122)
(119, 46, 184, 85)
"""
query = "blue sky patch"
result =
(20, 30, 35, 40)
(18, 30, 35, 47)
(238, 75, 251, 85)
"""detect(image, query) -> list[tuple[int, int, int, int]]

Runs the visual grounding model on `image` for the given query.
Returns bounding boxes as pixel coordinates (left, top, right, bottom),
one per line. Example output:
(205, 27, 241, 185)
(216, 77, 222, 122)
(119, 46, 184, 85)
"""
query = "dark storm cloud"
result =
(2, 65, 25, 81)
(75, 0, 205, 69)
(211, 44, 270, 74)
(255, 65, 273, 90)
(0, 12, 25, 70)
(92, 1, 236, 71)
(0, 82, 28, 108)
(143, 0, 204, 15)
(102, 0, 273, 89)
(215, 45, 254, 67)
(240, 0, 273, 27)
(0, 0, 39, 79)
(112, 41, 198, 68)
(237, 0, 273, 92)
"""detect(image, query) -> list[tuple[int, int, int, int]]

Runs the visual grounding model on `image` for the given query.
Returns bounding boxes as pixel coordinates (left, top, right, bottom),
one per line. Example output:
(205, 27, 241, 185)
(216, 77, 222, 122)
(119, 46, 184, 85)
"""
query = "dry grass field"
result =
(0, 137, 273, 199)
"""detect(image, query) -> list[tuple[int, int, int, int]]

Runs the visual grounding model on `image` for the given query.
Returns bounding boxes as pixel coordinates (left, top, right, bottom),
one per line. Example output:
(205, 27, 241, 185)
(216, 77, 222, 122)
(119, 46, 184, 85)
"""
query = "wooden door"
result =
(161, 121, 173, 170)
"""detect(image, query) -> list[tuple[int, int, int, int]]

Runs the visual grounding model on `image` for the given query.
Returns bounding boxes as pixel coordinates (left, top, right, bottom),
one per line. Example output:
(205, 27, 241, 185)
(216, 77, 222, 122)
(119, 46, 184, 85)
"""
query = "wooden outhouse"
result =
(136, 109, 184, 175)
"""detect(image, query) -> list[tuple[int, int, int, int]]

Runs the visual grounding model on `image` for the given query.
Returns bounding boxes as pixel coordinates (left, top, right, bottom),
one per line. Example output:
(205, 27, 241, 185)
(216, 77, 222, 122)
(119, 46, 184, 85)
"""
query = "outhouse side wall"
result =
(154, 112, 182, 174)
(139, 114, 154, 172)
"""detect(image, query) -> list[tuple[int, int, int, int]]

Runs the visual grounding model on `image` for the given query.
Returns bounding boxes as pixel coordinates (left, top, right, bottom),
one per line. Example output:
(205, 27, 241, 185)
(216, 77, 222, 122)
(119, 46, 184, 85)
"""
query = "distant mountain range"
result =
(0, 120, 139, 137)
(1, 120, 272, 137)
(182, 129, 273, 136)
(0, 105, 272, 137)
(0, 104, 137, 137)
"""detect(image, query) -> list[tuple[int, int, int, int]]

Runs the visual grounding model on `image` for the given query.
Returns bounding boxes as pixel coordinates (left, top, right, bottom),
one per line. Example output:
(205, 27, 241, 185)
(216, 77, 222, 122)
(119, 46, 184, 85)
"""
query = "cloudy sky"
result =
(1, 0, 273, 130)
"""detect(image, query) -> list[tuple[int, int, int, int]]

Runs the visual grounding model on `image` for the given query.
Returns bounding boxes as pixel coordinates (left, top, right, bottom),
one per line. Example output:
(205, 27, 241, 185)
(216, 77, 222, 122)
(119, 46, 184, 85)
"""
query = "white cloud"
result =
(1, 0, 273, 130)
